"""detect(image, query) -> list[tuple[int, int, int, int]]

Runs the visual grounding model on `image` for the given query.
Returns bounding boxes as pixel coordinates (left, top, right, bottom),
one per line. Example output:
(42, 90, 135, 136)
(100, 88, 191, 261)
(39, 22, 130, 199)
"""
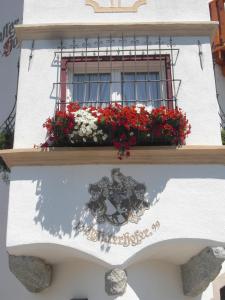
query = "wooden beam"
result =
(15, 22, 219, 42)
(1, 146, 225, 167)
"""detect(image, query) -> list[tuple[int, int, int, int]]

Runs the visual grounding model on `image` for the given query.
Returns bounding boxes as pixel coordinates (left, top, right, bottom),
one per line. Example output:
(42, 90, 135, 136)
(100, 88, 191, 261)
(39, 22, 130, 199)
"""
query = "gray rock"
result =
(9, 255, 52, 293)
(181, 247, 225, 297)
(105, 268, 127, 296)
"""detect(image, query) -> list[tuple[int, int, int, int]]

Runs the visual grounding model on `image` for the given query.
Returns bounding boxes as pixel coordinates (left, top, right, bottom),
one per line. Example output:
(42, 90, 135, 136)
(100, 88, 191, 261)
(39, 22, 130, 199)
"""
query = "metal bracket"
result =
(198, 40, 204, 70)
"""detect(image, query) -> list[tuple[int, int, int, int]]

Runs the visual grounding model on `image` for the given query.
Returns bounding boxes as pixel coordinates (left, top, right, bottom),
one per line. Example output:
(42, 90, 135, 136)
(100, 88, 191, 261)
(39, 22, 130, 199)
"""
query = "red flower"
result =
(42, 103, 191, 158)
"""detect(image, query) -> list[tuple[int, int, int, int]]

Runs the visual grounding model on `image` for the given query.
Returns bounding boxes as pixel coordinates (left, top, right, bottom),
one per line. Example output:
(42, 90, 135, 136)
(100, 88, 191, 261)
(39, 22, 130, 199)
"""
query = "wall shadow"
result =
(10, 164, 225, 253)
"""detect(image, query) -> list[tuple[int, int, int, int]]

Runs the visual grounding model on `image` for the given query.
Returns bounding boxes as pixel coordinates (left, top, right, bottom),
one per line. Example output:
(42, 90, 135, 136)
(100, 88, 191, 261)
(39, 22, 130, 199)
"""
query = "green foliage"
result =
(222, 129, 225, 145)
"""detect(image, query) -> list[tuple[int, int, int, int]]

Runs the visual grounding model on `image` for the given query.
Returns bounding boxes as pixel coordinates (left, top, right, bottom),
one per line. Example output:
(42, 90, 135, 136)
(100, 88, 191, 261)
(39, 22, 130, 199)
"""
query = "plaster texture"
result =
(6, 165, 225, 266)
(22, 0, 212, 24)
(181, 247, 225, 297)
(9, 255, 52, 293)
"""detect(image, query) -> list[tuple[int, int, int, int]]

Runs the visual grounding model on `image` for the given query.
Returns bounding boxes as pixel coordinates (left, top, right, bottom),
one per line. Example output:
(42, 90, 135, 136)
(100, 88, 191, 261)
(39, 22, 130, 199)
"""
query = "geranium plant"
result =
(43, 103, 191, 159)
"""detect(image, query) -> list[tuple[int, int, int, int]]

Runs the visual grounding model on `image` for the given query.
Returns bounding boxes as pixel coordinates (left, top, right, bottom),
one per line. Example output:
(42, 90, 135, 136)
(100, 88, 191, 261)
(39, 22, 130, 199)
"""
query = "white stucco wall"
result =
(22, 0, 212, 24)
(7, 165, 225, 266)
(13, 35, 221, 147)
(1, 172, 224, 299)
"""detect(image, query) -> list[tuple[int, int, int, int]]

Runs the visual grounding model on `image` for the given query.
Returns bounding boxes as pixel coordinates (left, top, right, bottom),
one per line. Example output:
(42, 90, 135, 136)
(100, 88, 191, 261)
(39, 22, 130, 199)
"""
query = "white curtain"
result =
(122, 72, 160, 106)
(73, 73, 110, 104)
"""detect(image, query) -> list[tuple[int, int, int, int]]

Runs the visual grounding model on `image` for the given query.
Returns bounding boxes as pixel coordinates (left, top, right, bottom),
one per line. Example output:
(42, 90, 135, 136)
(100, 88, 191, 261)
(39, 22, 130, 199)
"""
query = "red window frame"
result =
(60, 54, 173, 109)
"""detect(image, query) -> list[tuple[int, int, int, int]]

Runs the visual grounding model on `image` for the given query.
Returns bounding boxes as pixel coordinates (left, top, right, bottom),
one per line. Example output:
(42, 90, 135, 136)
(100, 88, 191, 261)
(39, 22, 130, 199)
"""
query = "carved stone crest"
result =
(87, 169, 149, 226)
(86, 0, 147, 13)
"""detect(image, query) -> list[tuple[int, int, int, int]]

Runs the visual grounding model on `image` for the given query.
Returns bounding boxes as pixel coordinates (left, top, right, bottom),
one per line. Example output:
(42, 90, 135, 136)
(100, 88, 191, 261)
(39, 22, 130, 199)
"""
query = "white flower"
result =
(145, 105, 153, 113)
(135, 104, 152, 114)
(83, 138, 87, 142)
(93, 136, 98, 143)
(130, 132, 134, 136)
(102, 134, 108, 141)
(135, 104, 145, 114)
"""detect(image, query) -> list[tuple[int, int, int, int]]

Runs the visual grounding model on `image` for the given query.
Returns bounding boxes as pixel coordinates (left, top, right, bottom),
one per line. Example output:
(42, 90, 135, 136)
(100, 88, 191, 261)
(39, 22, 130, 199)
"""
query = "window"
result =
(63, 56, 172, 108)
(71, 70, 160, 106)
(122, 72, 160, 105)
(57, 36, 180, 109)
(73, 73, 111, 104)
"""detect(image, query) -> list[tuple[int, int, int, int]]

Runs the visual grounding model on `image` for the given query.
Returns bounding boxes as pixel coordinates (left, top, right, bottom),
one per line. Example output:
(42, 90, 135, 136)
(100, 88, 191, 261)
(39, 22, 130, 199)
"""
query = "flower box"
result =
(42, 103, 191, 159)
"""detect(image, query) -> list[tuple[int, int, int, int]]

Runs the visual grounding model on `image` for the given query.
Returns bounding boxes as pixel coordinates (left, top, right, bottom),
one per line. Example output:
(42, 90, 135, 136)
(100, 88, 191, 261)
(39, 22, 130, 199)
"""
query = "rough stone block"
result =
(181, 247, 225, 297)
(9, 255, 52, 293)
(105, 268, 127, 296)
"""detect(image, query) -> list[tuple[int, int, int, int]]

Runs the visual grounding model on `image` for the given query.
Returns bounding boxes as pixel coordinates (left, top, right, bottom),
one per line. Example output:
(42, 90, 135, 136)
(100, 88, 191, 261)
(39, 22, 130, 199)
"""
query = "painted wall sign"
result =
(76, 221, 160, 247)
(88, 169, 150, 226)
(0, 18, 19, 57)
(85, 0, 147, 12)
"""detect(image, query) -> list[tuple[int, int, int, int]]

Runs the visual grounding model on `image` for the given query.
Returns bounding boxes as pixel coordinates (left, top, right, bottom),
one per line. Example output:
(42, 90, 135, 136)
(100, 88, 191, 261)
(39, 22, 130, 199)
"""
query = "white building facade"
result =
(1, 1, 225, 300)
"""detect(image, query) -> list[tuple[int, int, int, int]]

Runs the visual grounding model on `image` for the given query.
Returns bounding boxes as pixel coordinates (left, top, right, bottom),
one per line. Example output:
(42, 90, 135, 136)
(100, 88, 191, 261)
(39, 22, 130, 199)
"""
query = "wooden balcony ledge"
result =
(0, 146, 225, 167)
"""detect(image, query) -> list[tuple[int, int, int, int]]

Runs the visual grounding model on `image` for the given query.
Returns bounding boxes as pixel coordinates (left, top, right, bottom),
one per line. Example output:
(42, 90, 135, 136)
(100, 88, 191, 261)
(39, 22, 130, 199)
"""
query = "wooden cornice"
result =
(15, 21, 219, 42)
(1, 146, 225, 167)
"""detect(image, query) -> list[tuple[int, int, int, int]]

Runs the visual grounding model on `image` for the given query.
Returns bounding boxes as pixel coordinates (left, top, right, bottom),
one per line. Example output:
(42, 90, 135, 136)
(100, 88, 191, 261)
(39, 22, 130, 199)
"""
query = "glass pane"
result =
(147, 72, 160, 106)
(136, 73, 147, 101)
(73, 73, 110, 105)
(100, 73, 110, 104)
(88, 74, 98, 103)
(73, 74, 85, 103)
(122, 73, 135, 105)
(122, 72, 160, 106)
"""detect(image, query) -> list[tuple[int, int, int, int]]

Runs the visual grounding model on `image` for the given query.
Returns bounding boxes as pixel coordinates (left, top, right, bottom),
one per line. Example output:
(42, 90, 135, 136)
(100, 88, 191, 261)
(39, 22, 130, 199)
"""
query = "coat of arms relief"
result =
(87, 169, 150, 226)
(86, 0, 147, 12)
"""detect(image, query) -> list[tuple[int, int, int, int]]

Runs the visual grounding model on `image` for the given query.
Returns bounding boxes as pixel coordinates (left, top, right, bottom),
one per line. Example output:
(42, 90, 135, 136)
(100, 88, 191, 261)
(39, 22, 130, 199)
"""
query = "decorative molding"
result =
(86, 0, 146, 13)
(105, 269, 127, 296)
(181, 247, 225, 297)
(0, 146, 225, 167)
(8, 255, 52, 293)
(1, 146, 225, 167)
(15, 21, 219, 42)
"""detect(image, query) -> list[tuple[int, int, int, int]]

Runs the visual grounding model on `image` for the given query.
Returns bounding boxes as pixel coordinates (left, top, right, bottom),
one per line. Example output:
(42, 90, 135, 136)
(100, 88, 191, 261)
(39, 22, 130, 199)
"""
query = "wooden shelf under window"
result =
(1, 146, 225, 167)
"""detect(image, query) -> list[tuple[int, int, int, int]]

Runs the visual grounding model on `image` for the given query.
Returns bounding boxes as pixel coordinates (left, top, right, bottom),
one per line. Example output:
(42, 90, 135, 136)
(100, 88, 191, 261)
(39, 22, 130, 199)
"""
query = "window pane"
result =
(100, 74, 110, 104)
(147, 73, 160, 106)
(73, 73, 110, 105)
(122, 73, 135, 105)
(73, 74, 85, 103)
(122, 72, 160, 106)
(88, 74, 98, 103)
(136, 73, 147, 101)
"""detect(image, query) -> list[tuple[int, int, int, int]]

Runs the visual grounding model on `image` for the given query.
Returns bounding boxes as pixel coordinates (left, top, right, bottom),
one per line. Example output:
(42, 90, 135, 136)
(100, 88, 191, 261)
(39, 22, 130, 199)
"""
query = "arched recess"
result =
(7, 238, 225, 268)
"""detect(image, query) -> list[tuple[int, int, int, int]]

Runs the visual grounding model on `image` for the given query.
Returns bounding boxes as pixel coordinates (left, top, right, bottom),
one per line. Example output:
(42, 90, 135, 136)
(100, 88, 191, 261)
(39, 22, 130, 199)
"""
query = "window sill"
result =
(1, 146, 225, 167)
